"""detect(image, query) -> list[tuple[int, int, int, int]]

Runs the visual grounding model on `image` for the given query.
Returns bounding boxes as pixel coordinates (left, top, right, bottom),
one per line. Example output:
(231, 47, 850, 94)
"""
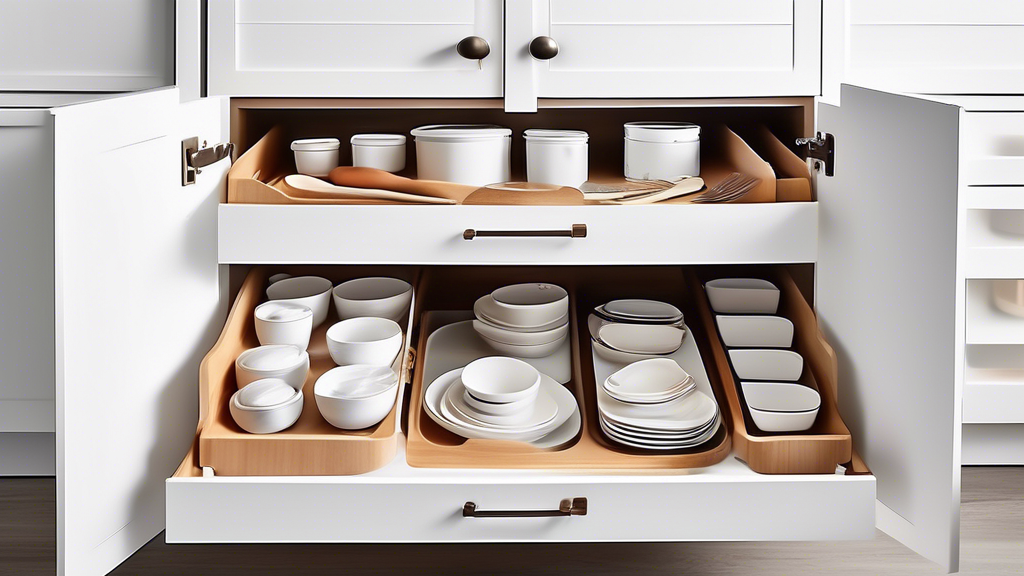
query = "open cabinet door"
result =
(53, 88, 229, 576)
(817, 85, 963, 572)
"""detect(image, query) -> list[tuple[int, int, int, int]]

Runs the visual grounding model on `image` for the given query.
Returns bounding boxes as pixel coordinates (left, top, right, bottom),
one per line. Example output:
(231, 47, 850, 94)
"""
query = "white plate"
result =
(603, 380, 695, 405)
(444, 378, 558, 430)
(601, 411, 720, 445)
(479, 332, 568, 359)
(474, 295, 568, 332)
(715, 315, 794, 348)
(601, 412, 717, 439)
(598, 388, 717, 432)
(472, 318, 568, 346)
(593, 320, 685, 355)
(600, 416, 721, 450)
(592, 338, 672, 364)
(605, 357, 692, 397)
(600, 299, 682, 321)
(530, 405, 581, 449)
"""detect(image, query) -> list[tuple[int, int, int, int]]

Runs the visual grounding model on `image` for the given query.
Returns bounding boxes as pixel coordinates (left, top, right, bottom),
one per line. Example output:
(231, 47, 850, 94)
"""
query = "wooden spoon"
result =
(329, 166, 478, 203)
(283, 175, 455, 205)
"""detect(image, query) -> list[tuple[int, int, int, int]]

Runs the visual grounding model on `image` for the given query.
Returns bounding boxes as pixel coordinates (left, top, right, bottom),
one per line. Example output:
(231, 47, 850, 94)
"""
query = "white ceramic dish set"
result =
(588, 299, 686, 363)
(706, 278, 820, 432)
(230, 275, 412, 434)
(472, 283, 570, 358)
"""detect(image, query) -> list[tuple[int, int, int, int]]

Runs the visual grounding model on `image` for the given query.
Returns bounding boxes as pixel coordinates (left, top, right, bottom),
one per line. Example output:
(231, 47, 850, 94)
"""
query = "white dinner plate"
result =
(600, 414, 721, 450)
(598, 385, 717, 432)
(603, 381, 696, 405)
(601, 409, 718, 440)
(600, 299, 683, 322)
(530, 404, 581, 449)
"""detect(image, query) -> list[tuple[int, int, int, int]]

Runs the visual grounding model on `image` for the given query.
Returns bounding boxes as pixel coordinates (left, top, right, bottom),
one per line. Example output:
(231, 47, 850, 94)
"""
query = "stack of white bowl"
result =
(231, 345, 310, 434)
(706, 278, 820, 432)
(588, 299, 686, 363)
(472, 283, 569, 358)
(423, 356, 580, 446)
(597, 358, 720, 450)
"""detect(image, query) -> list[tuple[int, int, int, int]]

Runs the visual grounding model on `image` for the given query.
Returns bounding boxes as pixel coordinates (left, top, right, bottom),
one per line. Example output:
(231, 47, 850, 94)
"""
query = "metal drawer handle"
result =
(463, 224, 587, 240)
(463, 497, 587, 518)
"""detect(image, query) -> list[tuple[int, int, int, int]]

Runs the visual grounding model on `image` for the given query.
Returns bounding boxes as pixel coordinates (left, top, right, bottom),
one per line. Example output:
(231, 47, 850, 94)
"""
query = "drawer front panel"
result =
(963, 113, 1024, 186)
(167, 474, 875, 543)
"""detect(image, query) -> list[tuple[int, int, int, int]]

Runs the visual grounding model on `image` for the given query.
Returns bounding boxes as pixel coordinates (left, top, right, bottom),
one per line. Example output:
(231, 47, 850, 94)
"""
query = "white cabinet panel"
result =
(208, 0, 503, 98)
(962, 113, 1024, 186)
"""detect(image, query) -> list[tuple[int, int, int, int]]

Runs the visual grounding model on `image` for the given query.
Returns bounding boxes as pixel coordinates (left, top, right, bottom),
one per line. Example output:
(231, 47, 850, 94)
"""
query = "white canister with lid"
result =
(291, 138, 340, 177)
(524, 129, 589, 188)
(410, 124, 511, 186)
(351, 134, 407, 173)
(623, 122, 700, 181)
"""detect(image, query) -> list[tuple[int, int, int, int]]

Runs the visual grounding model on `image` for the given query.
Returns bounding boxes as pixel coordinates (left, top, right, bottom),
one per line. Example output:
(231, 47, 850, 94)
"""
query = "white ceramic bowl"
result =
(480, 332, 567, 359)
(235, 345, 310, 391)
(266, 276, 334, 328)
(229, 381, 304, 434)
(489, 283, 569, 328)
(605, 358, 691, 399)
(474, 295, 569, 332)
(254, 301, 314, 350)
(600, 299, 683, 322)
(314, 365, 399, 430)
(741, 381, 820, 432)
(715, 315, 794, 348)
(332, 276, 412, 322)
(728, 349, 804, 381)
(472, 318, 568, 346)
(326, 317, 403, 367)
(596, 321, 684, 355)
(235, 378, 300, 408)
(461, 356, 541, 404)
(705, 278, 780, 314)
(462, 387, 535, 416)
(291, 138, 340, 177)
(267, 273, 292, 285)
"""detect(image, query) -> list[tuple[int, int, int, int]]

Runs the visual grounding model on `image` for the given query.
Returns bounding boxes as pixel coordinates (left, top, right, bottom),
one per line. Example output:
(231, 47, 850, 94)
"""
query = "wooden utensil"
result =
(283, 175, 455, 205)
(329, 166, 478, 203)
(607, 177, 705, 205)
(461, 182, 587, 205)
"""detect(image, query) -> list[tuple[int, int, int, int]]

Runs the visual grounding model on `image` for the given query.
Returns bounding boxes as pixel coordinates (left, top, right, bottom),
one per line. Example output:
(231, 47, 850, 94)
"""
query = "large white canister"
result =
(524, 129, 589, 188)
(623, 122, 701, 181)
(410, 124, 512, 186)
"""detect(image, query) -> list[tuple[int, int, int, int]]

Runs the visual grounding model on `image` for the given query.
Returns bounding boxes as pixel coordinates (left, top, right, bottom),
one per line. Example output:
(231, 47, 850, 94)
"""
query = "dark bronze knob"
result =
(457, 36, 490, 60)
(529, 36, 559, 60)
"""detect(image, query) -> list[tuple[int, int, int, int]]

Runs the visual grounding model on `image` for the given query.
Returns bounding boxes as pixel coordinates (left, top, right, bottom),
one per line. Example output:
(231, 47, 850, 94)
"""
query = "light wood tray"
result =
(405, 266, 732, 470)
(197, 265, 419, 476)
(686, 268, 856, 474)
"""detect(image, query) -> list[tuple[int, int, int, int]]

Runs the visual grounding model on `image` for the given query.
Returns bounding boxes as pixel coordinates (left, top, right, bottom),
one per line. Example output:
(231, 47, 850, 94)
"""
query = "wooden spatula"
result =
(328, 166, 478, 203)
(283, 175, 455, 205)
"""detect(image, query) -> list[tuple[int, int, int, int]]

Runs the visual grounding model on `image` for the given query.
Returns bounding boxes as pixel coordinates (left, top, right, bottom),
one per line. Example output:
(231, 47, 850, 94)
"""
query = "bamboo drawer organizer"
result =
(405, 266, 732, 470)
(197, 265, 419, 476)
(687, 268, 864, 475)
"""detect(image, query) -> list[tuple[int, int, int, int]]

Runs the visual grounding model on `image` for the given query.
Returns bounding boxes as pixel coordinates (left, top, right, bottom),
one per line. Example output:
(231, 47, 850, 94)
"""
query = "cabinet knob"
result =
(529, 36, 559, 60)
(457, 36, 491, 60)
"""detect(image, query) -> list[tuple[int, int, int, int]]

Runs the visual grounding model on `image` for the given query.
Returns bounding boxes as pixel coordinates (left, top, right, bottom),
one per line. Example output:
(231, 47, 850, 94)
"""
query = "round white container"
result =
(350, 134, 406, 173)
(623, 122, 700, 181)
(524, 129, 589, 187)
(410, 124, 511, 186)
(291, 138, 340, 177)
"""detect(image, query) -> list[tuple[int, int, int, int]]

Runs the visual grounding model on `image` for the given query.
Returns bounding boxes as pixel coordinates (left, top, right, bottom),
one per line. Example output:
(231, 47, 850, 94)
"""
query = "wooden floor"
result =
(3, 467, 1021, 575)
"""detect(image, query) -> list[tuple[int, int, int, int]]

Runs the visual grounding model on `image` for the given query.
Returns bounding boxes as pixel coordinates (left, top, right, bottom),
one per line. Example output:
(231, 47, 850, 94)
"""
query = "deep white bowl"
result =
(235, 345, 310, 391)
(705, 278, 780, 314)
(266, 276, 334, 328)
(461, 356, 541, 404)
(741, 381, 821, 432)
(229, 382, 304, 434)
(332, 276, 412, 322)
(254, 301, 314, 350)
(474, 295, 568, 332)
(596, 321, 684, 355)
(715, 315, 794, 348)
(488, 283, 569, 328)
(480, 332, 567, 359)
(325, 317, 403, 367)
(728, 349, 804, 381)
(472, 318, 568, 346)
(314, 365, 399, 430)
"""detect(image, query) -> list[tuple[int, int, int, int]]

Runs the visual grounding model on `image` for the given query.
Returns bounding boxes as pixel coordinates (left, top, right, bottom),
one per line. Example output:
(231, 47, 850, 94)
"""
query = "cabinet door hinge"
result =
(182, 137, 234, 186)
(796, 132, 835, 177)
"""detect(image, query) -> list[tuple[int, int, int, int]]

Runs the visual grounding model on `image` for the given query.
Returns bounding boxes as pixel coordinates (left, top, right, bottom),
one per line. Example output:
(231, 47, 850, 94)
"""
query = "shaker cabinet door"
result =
(207, 0, 503, 98)
(817, 85, 963, 572)
(53, 88, 228, 576)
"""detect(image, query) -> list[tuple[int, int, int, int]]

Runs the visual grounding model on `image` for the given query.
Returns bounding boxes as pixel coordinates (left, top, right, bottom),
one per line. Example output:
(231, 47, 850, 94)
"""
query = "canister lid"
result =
(623, 122, 700, 143)
(524, 129, 589, 143)
(410, 124, 512, 142)
(290, 137, 341, 151)
(350, 133, 407, 147)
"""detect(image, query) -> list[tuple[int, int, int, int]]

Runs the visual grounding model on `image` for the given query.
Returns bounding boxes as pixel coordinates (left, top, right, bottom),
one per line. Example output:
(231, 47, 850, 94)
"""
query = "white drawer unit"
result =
(45, 83, 967, 576)
(962, 112, 1024, 186)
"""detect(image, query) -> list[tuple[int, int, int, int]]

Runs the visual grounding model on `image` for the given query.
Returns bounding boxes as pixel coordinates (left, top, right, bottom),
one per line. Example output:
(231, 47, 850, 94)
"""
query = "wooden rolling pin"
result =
(328, 167, 478, 204)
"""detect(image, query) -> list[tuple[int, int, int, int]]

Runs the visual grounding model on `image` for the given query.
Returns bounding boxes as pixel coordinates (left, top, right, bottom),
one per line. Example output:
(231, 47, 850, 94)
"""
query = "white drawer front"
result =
(208, 0, 503, 97)
(963, 113, 1024, 186)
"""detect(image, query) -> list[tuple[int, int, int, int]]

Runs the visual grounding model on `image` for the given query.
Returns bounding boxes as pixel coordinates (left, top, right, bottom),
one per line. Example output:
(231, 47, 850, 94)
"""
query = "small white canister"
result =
(410, 124, 511, 186)
(525, 129, 589, 188)
(624, 122, 700, 181)
(351, 134, 407, 173)
(291, 138, 340, 177)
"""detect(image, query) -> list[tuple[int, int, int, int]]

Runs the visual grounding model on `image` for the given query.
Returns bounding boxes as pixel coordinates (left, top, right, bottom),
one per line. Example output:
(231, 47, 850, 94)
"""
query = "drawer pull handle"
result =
(463, 224, 587, 240)
(457, 36, 491, 61)
(529, 36, 559, 60)
(463, 497, 587, 518)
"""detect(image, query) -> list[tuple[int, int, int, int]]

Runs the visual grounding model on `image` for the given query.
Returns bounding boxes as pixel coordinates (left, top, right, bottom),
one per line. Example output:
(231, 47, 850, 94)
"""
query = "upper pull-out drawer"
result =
(207, 0, 503, 97)
(963, 112, 1024, 186)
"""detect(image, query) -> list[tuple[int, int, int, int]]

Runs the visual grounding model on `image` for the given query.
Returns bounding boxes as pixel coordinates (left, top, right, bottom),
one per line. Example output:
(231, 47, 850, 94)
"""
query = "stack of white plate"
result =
(597, 358, 720, 450)
(473, 283, 569, 358)
(423, 356, 580, 447)
(589, 299, 686, 363)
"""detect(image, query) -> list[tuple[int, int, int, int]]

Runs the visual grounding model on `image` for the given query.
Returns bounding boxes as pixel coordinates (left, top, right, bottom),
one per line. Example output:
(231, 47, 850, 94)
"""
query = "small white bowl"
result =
(479, 332, 567, 359)
(462, 387, 534, 416)
(254, 301, 314, 350)
(715, 315, 794, 348)
(487, 283, 569, 328)
(266, 276, 334, 328)
(332, 276, 413, 322)
(229, 380, 304, 434)
(326, 317, 403, 367)
(291, 138, 340, 177)
(705, 278, 780, 314)
(728, 349, 804, 381)
(472, 318, 568, 346)
(741, 381, 820, 432)
(235, 345, 310, 391)
(314, 365, 399, 430)
(461, 356, 541, 404)
(235, 378, 300, 408)
(267, 273, 292, 285)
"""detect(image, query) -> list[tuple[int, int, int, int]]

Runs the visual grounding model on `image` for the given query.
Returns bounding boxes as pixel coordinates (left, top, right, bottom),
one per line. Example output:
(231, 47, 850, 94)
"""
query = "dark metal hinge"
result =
(796, 132, 835, 177)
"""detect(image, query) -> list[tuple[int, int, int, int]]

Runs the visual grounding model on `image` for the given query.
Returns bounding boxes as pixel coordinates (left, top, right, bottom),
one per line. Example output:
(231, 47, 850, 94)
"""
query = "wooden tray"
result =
(405, 266, 731, 470)
(686, 268, 856, 474)
(197, 265, 419, 476)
